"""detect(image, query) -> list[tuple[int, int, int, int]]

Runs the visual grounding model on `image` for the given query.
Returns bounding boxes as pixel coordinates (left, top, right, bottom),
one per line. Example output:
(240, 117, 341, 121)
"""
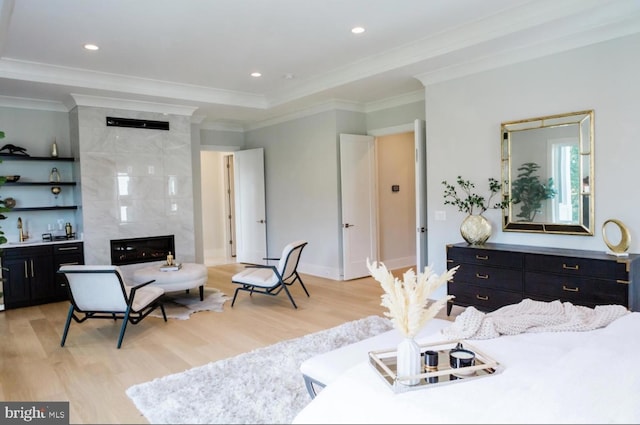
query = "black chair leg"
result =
(297, 274, 310, 297)
(231, 287, 241, 307)
(117, 308, 132, 349)
(60, 304, 74, 347)
(281, 283, 298, 309)
(199, 285, 204, 301)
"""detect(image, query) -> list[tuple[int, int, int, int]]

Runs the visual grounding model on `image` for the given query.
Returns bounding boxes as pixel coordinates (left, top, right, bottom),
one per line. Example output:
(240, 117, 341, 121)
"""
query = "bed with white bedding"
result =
(294, 311, 640, 424)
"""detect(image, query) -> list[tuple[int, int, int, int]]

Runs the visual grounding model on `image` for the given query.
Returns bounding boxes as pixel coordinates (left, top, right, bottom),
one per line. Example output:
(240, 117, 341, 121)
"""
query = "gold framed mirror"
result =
(501, 110, 594, 235)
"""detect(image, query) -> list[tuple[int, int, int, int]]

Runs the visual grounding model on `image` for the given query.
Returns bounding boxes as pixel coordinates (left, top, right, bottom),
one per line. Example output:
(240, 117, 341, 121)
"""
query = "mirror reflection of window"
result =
(550, 139, 579, 224)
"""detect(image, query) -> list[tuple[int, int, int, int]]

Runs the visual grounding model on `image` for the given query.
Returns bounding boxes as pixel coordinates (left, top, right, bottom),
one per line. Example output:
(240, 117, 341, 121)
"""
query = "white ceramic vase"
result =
(460, 214, 492, 245)
(396, 337, 421, 386)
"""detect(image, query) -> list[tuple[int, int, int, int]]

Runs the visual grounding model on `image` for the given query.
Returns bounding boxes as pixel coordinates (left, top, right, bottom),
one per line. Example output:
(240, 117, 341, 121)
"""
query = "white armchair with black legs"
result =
(58, 265, 167, 349)
(231, 240, 309, 309)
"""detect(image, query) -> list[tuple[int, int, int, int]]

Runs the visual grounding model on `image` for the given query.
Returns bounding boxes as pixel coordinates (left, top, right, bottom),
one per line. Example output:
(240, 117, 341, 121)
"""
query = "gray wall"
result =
(426, 33, 640, 297)
(244, 110, 360, 279)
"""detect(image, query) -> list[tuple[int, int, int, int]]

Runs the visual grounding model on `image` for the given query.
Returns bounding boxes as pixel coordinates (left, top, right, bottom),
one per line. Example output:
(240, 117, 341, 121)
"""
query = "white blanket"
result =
(441, 298, 629, 340)
(293, 312, 640, 424)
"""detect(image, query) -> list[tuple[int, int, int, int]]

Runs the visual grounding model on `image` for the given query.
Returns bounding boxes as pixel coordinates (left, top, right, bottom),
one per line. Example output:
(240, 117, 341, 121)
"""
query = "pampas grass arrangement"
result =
(367, 259, 459, 338)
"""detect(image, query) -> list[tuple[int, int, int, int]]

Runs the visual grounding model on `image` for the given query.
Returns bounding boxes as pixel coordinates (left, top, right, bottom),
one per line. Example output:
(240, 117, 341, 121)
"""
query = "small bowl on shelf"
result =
(5, 175, 20, 182)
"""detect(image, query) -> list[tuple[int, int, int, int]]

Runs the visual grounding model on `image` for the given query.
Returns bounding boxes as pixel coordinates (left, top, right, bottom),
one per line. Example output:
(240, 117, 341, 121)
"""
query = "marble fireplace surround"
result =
(70, 99, 198, 268)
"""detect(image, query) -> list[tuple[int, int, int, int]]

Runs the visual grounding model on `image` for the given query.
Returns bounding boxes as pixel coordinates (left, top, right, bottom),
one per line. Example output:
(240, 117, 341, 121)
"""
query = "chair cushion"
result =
(127, 285, 165, 312)
(232, 267, 279, 288)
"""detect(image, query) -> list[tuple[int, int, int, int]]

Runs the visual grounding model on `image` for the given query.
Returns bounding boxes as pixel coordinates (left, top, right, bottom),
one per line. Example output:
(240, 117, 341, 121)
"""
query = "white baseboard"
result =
(297, 262, 342, 281)
(378, 256, 415, 271)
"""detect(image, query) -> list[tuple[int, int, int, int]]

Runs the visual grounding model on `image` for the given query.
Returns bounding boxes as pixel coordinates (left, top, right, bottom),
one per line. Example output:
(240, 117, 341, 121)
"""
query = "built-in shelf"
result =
(5, 182, 76, 186)
(10, 206, 78, 212)
(1, 153, 78, 213)
(0, 154, 74, 161)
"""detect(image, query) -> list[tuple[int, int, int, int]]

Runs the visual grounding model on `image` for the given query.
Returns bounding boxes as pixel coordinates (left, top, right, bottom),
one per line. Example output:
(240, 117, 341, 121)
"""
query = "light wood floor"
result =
(0, 263, 463, 424)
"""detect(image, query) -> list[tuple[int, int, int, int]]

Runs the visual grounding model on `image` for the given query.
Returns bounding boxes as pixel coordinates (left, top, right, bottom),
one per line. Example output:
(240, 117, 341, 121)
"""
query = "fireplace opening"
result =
(110, 235, 175, 266)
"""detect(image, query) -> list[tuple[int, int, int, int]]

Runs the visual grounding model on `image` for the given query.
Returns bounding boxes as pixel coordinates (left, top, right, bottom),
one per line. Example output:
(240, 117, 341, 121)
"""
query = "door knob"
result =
(257, 219, 266, 224)
(343, 223, 355, 228)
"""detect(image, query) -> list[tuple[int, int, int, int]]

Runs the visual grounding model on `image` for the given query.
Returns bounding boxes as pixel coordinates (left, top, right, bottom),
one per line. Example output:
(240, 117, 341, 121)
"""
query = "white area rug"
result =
(151, 288, 229, 320)
(126, 315, 393, 424)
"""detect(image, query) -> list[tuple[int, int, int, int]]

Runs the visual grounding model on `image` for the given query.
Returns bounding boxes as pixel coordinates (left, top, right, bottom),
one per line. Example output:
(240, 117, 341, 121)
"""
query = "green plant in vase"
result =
(441, 176, 509, 245)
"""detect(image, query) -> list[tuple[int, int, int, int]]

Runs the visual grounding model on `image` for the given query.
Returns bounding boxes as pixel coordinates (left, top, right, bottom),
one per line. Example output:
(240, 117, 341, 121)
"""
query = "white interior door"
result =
(415, 119, 428, 271)
(340, 134, 377, 280)
(233, 148, 267, 264)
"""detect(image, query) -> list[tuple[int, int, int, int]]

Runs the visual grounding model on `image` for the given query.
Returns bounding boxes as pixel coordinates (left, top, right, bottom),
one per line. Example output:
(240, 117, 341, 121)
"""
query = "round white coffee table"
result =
(132, 263, 208, 300)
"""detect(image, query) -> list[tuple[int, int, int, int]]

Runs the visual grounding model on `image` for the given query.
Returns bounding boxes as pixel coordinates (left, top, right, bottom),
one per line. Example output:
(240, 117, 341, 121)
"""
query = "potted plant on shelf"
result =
(441, 176, 509, 245)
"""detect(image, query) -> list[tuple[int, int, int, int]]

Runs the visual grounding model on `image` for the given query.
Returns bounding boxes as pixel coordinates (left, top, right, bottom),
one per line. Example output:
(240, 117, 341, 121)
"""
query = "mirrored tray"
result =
(368, 339, 502, 393)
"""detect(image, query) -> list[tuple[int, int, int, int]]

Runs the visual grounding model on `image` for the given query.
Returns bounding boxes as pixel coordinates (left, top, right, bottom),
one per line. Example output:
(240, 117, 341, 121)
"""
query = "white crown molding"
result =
(364, 90, 424, 113)
(264, 0, 611, 108)
(415, 14, 640, 87)
(0, 94, 67, 111)
(245, 99, 364, 132)
(200, 121, 245, 132)
(69, 93, 199, 116)
(0, 58, 268, 109)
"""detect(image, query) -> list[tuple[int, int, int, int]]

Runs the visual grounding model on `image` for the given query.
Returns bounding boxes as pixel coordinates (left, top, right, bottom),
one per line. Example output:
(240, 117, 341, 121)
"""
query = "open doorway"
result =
(374, 131, 417, 270)
(201, 151, 237, 266)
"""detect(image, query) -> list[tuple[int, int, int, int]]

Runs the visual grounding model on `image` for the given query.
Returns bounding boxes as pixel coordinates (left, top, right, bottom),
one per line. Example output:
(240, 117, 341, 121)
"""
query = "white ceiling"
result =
(0, 0, 639, 130)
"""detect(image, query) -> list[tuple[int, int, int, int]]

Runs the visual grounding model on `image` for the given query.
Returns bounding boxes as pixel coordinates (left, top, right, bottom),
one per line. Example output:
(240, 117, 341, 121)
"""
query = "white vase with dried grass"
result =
(367, 259, 459, 385)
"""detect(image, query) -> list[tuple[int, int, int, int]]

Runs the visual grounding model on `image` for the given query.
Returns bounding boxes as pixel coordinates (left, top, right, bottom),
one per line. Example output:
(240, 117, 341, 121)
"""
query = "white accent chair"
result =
(231, 240, 309, 309)
(58, 265, 167, 349)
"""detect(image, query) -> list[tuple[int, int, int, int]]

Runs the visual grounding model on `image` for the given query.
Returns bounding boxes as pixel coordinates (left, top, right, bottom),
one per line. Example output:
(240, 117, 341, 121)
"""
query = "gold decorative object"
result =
(602, 219, 631, 256)
(49, 167, 62, 202)
(460, 214, 492, 245)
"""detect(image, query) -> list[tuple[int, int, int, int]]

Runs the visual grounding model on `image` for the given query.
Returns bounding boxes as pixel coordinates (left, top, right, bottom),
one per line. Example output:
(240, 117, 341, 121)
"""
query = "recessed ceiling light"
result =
(351, 27, 365, 34)
(250, 72, 262, 77)
(83, 44, 99, 51)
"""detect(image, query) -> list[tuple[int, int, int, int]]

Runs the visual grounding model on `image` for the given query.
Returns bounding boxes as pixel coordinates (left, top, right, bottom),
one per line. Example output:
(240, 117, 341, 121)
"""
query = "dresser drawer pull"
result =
(475, 255, 488, 260)
(476, 294, 489, 301)
(58, 246, 79, 251)
(475, 273, 489, 279)
(562, 263, 579, 270)
(562, 285, 579, 292)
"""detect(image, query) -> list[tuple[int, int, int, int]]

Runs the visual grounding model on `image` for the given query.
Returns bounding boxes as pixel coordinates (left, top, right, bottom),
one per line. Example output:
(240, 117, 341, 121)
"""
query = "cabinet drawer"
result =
(524, 271, 628, 306)
(54, 243, 83, 255)
(448, 246, 523, 269)
(525, 254, 623, 280)
(3, 245, 52, 259)
(452, 264, 522, 292)
(448, 282, 522, 313)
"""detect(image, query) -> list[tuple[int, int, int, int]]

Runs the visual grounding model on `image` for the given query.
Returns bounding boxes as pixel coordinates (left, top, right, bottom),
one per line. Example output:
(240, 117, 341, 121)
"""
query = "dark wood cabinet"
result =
(52, 242, 84, 300)
(1, 242, 84, 309)
(446, 242, 640, 314)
